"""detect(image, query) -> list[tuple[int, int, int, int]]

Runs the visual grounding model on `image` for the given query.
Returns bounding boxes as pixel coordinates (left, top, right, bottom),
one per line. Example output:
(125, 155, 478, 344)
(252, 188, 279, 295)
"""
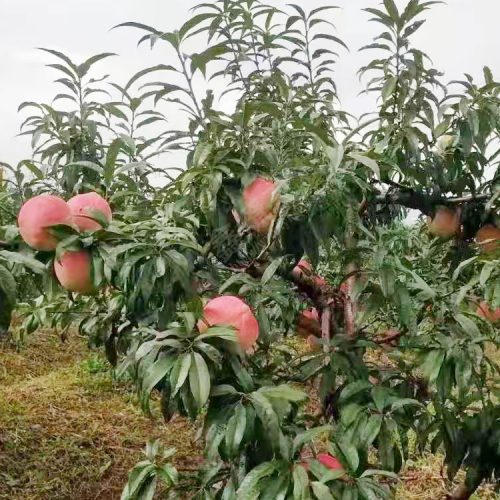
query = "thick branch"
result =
(344, 203, 358, 339)
(373, 190, 489, 215)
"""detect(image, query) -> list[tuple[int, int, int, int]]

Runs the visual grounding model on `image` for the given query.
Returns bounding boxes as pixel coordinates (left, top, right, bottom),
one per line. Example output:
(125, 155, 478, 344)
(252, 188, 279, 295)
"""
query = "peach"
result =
(475, 225, 500, 254)
(318, 454, 343, 471)
(54, 249, 95, 293)
(18, 194, 71, 251)
(67, 192, 112, 232)
(314, 275, 326, 288)
(476, 301, 500, 323)
(242, 178, 280, 234)
(197, 295, 259, 351)
(292, 260, 326, 289)
(293, 260, 312, 280)
(303, 308, 319, 321)
(298, 309, 321, 339)
(428, 207, 460, 239)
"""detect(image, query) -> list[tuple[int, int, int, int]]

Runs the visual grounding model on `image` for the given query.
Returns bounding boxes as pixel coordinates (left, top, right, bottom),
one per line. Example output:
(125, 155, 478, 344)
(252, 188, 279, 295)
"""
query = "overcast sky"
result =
(1, 0, 499, 172)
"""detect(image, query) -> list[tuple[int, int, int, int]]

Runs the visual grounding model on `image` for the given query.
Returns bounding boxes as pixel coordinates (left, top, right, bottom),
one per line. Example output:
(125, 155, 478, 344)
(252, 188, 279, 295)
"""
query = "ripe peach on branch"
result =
(242, 177, 280, 234)
(54, 249, 96, 294)
(67, 192, 112, 232)
(475, 224, 500, 254)
(427, 206, 460, 239)
(197, 295, 259, 351)
(18, 194, 71, 251)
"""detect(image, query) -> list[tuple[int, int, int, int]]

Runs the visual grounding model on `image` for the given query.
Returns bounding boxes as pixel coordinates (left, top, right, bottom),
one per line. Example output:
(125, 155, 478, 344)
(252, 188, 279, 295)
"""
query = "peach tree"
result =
(3, 1, 500, 499)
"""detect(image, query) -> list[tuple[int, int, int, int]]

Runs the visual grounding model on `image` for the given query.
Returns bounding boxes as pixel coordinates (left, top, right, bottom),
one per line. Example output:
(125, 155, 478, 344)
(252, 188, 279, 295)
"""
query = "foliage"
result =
(4, 0, 500, 498)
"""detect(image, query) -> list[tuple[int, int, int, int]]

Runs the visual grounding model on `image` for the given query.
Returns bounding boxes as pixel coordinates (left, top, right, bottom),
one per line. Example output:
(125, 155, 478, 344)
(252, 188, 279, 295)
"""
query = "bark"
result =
(344, 203, 359, 339)
(373, 190, 488, 215)
(321, 306, 332, 353)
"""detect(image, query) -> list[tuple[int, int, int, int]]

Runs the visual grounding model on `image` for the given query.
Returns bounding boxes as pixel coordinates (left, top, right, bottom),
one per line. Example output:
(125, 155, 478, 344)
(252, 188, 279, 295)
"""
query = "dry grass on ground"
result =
(0, 330, 200, 500)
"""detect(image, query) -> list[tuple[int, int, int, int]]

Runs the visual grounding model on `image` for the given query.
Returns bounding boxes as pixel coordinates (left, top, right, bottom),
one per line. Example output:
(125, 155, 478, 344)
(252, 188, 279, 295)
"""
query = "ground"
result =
(0, 330, 498, 499)
(0, 329, 199, 500)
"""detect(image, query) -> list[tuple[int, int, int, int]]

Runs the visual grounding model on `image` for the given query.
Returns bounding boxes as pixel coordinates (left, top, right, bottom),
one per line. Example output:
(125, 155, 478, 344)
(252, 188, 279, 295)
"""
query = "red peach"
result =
(476, 301, 500, 323)
(475, 225, 500, 254)
(18, 194, 71, 251)
(293, 260, 312, 280)
(242, 178, 280, 234)
(318, 454, 343, 471)
(67, 192, 112, 232)
(54, 249, 95, 293)
(428, 206, 459, 239)
(197, 295, 259, 351)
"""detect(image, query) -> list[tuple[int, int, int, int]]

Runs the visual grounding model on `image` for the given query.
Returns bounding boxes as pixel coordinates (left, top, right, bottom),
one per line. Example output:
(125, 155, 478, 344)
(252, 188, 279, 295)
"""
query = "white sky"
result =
(1, 0, 499, 175)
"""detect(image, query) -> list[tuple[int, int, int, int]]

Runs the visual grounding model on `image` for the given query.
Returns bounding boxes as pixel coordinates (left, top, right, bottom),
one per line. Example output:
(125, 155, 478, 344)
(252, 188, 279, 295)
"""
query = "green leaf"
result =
(349, 153, 380, 179)
(394, 284, 416, 333)
(456, 314, 480, 338)
(311, 481, 335, 500)
(258, 385, 307, 402)
(211, 385, 238, 396)
(179, 13, 216, 40)
(65, 161, 104, 175)
(251, 393, 281, 452)
(0, 251, 46, 274)
(226, 404, 247, 456)
(293, 425, 333, 456)
(377, 422, 394, 472)
(124, 65, 178, 92)
(78, 53, 117, 77)
(189, 352, 211, 409)
(170, 353, 192, 397)
(0, 264, 16, 336)
(38, 48, 79, 73)
(360, 415, 383, 446)
(293, 464, 309, 500)
(236, 462, 279, 499)
(197, 326, 238, 342)
(339, 381, 372, 404)
(193, 141, 213, 167)
(261, 472, 290, 500)
(480, 262, 494, 286)
(310, 6, 340, 17)
(379, 265, 395, 297)
(360, 469, 398, 479)
(420, 350, 445, 384)
(287, 4, 306, 19)
(262, 257, 284, 285)
(382, 76, 398, 102)
(312, 34, 349, 51)
(123, 464, 156, 499)
(383, 0, 400, 21)
(320, 469, 345, 483)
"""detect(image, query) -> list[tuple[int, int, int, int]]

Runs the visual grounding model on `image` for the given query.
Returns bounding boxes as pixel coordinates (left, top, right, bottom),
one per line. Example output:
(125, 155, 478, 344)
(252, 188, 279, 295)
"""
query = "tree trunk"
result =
(344, 203, 358, 339)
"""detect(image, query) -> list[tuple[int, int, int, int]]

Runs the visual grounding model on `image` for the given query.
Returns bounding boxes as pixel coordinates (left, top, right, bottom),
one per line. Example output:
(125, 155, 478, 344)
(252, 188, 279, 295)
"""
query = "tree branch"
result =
(373, 190, 489, 215)
(321, 306, 332, 353)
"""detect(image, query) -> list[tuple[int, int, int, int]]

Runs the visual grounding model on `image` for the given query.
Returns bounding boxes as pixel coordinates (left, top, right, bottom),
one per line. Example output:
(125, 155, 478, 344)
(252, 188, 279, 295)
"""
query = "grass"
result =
(0, 329, 200, 500)
(1, 331, 499, 499)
